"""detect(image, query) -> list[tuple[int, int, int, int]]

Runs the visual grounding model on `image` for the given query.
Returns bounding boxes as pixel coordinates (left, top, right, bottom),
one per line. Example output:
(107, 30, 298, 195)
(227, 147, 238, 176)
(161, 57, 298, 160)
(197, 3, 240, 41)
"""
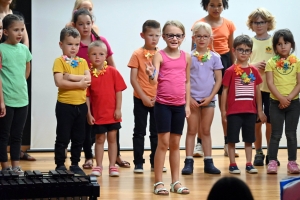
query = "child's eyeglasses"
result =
(236, 48, 252, 54)
(194, 35, 210, 40)
(164, 34, 184, 40)
(252, 21, 267, 26)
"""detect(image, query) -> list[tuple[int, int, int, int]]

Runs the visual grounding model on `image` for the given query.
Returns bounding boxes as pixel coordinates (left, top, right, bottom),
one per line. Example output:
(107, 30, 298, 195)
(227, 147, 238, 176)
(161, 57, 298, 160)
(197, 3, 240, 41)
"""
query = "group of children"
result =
(1, 0, 300, 196)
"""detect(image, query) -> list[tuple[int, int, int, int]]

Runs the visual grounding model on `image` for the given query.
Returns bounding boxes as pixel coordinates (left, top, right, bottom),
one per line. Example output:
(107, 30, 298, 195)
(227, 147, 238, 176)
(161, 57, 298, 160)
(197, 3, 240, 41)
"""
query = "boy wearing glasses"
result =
(221, 35, 267, 174)
(247, 8, 277, 167)
(128, 20, 166, 173)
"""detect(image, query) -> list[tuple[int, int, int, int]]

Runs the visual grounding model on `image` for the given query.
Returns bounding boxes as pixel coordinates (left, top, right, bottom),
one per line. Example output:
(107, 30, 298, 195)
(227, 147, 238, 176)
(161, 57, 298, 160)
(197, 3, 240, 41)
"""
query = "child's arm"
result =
(287, 72, 300, 102)
(63, 70, 91, 82)
(221, 86, 228, 123)
(266, 71, 290, 108)
(130, 68, 154, 107)
(106, 56, 116, 68)
(86, 96, 95, 125)
(185, 53, 191, 118)
(199, 69, 222, 106)
(0, 78, 5, 117)
(228, 34, 235, 64)
(22, 27, 30, 48)
(25, 62, 31, 79)
(114, 91, 122, 120)
(255, 85, 267, 123)
(54, 72, 91, 90)
(146, 52, 162, 85)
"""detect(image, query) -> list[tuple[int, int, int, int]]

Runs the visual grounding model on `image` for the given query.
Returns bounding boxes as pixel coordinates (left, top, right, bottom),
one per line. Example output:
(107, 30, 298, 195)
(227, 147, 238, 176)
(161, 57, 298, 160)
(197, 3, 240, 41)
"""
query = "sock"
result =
(197, 138, 202, 144)
(204, 156, 212, 160)
(230, 163, 237, 167)
(186, 156, 193, 159)
(224, 136, 228, 144)
(256, 149, 263, 154)
(246, 162, 252, 166)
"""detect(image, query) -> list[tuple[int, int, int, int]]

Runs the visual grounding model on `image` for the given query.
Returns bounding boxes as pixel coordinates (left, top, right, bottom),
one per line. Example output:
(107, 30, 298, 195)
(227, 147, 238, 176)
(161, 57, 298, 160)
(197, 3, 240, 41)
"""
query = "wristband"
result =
(149, 69, 156, 80)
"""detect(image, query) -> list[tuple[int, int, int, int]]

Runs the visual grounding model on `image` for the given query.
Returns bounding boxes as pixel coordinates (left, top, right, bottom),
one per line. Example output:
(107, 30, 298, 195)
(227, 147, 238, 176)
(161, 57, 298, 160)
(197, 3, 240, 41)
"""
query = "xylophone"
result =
(0, 170, 100, 200)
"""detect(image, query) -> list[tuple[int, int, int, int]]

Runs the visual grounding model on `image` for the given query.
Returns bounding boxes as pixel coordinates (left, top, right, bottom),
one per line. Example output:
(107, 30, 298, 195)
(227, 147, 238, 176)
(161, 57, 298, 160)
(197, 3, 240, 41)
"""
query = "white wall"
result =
(31, 0, 300, 150)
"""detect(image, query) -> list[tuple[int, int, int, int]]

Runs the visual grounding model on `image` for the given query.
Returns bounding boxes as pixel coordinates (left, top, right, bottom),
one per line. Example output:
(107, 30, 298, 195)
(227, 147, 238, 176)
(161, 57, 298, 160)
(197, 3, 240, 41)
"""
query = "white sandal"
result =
(153, 182, 169, 195)
(170, 181, 189, 194)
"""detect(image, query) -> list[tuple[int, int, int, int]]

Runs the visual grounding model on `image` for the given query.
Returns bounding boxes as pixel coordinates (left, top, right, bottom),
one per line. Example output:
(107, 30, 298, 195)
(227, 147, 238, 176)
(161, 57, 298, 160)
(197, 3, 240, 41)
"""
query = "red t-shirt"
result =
(87, 66, 127, 125)
(222, 65, 262, 115)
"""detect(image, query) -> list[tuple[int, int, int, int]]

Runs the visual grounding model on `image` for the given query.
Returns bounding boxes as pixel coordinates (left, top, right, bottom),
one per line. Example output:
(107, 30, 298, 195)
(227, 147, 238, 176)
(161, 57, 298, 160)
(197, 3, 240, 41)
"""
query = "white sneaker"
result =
(12, 166, 24, 175)
(193, 143, 204, 157)
(224, 144, 239, 157)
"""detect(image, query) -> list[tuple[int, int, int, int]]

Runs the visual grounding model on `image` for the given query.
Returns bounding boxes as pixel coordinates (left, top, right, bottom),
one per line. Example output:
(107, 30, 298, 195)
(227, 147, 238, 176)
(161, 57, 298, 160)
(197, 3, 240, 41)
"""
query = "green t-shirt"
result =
(0, 43, 32, 107)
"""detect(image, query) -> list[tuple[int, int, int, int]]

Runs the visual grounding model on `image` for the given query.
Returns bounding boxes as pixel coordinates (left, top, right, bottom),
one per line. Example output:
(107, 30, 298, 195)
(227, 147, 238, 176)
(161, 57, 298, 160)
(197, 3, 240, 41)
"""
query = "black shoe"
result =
(181, 158, 194, 175)
(204, 159, 221, 174)
(265, 155, 280, 166)
(69, 165, 86, 175)
(253, 153, 265, 166)
(55, 165, 67, 171)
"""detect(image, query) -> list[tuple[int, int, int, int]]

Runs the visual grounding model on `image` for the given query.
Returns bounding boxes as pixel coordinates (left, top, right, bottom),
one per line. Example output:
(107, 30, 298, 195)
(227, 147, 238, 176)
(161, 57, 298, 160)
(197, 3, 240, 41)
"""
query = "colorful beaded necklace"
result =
(62, 55, 83, 68)
(234, 64, 256, 85)
(193, 49, 211, 65)
(91, 61, 108, 78)
(273, 54, 298, 73)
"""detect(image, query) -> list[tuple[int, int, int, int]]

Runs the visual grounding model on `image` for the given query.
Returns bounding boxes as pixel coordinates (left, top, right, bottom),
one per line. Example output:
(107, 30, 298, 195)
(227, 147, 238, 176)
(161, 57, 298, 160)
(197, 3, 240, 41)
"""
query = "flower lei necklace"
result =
(143, 47, 157, 60)
(62, 55, 83, 68)
(272, 54, 298, 73)
(193, 49, 211, 65)
(234, 64, 256, 85)
(91, 61, 108, 78)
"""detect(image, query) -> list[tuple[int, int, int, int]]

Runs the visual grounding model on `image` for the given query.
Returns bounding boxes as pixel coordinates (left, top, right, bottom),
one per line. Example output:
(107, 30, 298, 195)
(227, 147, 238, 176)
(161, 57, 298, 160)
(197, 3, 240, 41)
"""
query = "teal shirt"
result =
(0, 43, 32, 107)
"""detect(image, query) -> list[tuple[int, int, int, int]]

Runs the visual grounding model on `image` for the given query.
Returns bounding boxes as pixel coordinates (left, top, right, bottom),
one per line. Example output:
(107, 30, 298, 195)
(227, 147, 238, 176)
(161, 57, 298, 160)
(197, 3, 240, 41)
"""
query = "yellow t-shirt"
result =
(52, 56, 89, 105)
(250, 37, 273, 92)
(265, 54, 300, 100)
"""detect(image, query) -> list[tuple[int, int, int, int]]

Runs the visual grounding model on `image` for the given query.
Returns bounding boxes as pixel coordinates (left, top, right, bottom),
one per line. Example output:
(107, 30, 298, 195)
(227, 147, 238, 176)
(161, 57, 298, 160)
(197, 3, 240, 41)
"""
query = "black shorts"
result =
(227, 113, 256, 143)
(256, 91, 271, 123)
(218, 52, 232, 95)
(92, 122, 121, 134)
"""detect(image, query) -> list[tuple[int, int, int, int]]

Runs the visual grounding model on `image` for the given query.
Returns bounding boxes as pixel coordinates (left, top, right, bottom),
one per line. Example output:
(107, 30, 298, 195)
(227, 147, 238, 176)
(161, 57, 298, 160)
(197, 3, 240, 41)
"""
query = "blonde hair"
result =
(88, 40, 107, 53)
(247, 8, 276, 31)
(162, 20, 185, 35)
(192, 22, 212, 36)
(72, 0, 93, 11)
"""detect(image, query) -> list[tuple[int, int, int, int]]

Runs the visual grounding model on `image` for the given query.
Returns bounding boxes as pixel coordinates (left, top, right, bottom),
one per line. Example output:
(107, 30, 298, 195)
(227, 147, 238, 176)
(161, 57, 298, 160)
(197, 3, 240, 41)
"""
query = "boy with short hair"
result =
(53, 27, 91, 175)
(221, 35, 267, 174)
(128, 20, 165, 173)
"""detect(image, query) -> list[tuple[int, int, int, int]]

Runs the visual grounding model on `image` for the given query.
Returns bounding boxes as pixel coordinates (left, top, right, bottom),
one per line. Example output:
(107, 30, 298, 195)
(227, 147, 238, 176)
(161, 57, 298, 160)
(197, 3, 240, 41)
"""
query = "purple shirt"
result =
(190, 50, 223, 101)
(156, 50, 186, 106)
(77, 34, 113, 67)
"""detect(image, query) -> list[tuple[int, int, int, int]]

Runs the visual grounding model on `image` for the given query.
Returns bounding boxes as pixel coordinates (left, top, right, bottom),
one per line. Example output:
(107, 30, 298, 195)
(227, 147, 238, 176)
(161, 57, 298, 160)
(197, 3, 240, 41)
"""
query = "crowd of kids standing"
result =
(1, 0, 300, 196)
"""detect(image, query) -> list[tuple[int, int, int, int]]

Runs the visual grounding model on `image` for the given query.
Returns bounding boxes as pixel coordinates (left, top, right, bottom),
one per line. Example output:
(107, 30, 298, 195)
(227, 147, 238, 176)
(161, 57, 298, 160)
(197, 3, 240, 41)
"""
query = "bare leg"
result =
(185, 107, 199, 156)
(107, 130, 117, 167)
(245, 142, 253, 163)
(228, 143, 236, 164)
(218, 95, 227, 137)
(200, 107, 214, 157)
(254, 122, 262, 151)
(95, 134, 105, 168)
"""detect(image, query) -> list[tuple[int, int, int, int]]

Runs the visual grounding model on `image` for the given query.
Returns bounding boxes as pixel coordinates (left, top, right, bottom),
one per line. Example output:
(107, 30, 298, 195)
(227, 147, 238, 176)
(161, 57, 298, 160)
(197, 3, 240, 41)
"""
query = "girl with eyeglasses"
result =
(146, 20, 191, 195)
(191, 0, 237, 158)
(181, 22, 223, 176)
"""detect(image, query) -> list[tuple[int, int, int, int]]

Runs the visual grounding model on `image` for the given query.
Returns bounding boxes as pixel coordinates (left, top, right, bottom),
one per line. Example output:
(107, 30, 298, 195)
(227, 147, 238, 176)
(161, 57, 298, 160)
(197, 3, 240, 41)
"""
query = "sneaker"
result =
(246, 165, 258, 174)
(55, 165, 67, 171)
(91, 166, 102, 177)
(109, 166, 119, 177)
(69, 165, 86, 175)
(287, 161, 300, 174)
(151, 165, 167, 172)
(253, 153, 265, 166)
(224, 144, 239, 157)
(267, 160, 278, 174)
(133, 163, 143, 173)
(193, 143, 204, 157)
(181, 158, 194, 175)
(12, 166, 24, 175)
(204, 159, 221, 174)
(1, 167, 12, 172)
(266, 155, 280, 166)
(229, 165, 241, 174)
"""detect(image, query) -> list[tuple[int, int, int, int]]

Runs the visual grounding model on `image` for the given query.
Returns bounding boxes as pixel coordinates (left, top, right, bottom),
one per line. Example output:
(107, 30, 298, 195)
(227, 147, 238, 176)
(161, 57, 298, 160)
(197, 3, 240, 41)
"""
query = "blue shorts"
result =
(92, 122, 121, 134)
(154, 102, 185, 134)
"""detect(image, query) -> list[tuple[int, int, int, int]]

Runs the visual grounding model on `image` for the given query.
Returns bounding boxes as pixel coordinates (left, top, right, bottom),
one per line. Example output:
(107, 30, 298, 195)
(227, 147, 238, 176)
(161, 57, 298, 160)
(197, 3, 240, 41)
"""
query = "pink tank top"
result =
(156, 50, 186, 106)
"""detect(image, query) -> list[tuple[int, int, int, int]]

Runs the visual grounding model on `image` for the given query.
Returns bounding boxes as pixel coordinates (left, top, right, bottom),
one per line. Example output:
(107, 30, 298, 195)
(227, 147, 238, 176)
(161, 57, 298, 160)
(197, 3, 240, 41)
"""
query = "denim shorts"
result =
(154, 102, 185, 134)
(197, 101, 215, 108)
(93, 122, 121, 134)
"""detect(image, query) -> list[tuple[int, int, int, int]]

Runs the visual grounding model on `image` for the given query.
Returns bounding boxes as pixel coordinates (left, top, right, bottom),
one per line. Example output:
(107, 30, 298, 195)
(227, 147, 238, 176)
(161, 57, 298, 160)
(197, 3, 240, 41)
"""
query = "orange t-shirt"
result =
(192, 18, 235, 55)
(127, 47, 157, 99)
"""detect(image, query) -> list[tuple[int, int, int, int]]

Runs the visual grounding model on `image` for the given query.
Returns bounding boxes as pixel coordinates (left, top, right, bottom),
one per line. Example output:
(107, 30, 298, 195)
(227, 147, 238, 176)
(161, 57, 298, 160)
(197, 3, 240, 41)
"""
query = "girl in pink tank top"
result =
(146, 20, 191, 195)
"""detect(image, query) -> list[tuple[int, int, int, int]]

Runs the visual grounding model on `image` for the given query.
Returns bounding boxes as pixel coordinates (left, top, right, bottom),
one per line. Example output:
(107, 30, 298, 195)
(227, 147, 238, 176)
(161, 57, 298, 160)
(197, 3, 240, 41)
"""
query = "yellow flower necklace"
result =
(91, 61, 108, 78)
(234, 64, 256, 85)
(143, 47, 157, 60)
(193, 49, 211, 65)
(273, 54, 298, 73)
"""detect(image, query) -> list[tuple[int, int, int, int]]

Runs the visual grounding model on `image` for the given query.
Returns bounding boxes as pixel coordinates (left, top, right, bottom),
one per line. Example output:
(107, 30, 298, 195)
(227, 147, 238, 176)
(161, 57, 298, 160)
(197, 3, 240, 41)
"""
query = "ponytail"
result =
(91, 28, 101, 41)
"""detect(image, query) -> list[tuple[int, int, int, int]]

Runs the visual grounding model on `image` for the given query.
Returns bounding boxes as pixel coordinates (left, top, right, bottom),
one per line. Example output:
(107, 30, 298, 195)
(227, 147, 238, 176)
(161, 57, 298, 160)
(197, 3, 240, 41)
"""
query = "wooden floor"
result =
(18, 149, 300, 200)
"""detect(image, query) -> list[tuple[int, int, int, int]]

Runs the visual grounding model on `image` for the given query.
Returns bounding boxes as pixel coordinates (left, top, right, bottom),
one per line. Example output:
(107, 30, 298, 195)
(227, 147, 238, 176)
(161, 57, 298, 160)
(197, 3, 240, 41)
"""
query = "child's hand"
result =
(198, 97, 211, 107)
(0, 102, 5, 117)
(258, 111, 267, 123)
(278, 97, 291, 109)
(87, 114, 95, 125)
(221, 111, 227, 123)
(80, 77, 91, 89)
(190, 98, 199, 109)
(254, 61, 266, 71)
(63, 73, 70, 80)
(185, 106, 190, 118)
(142, 97, 155, 107)
(145, 61, 155, 76)
(114, 109, 122, 120)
